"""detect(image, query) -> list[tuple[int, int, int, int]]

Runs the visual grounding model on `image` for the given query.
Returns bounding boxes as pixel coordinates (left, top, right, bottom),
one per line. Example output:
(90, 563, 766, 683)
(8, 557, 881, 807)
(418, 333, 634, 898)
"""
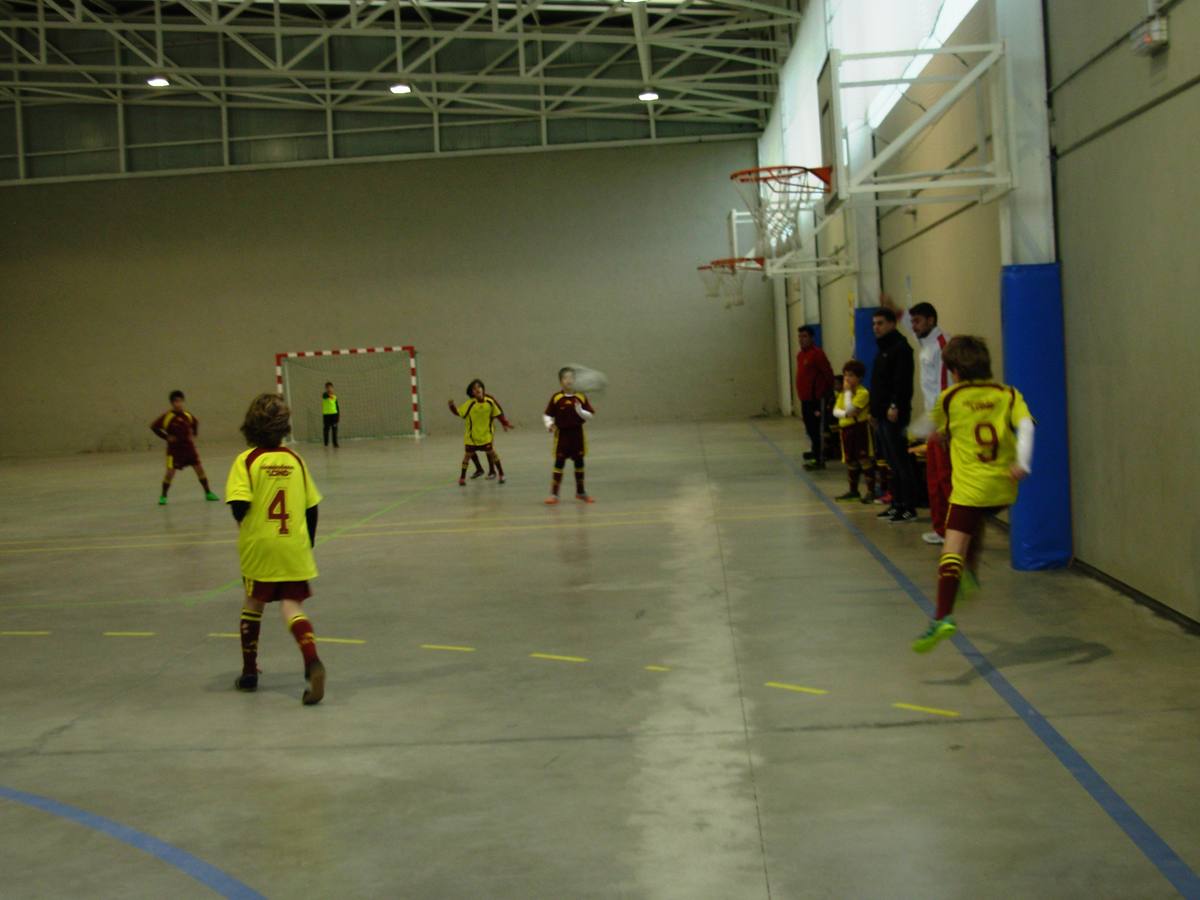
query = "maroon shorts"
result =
(244, 579, 312, 603)
(839, 421, 873, 464)
(166, 445, 200, 470)
(553, 427, 585, 461)
(945, 504, 1006, 536)
(465, 443, 493, 453)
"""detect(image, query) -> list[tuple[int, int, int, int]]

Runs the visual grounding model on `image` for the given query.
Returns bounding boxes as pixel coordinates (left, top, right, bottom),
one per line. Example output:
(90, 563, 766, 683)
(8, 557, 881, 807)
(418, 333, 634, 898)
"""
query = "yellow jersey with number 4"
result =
(931, 381, 1033, 508)
(225, 446, 323, 581)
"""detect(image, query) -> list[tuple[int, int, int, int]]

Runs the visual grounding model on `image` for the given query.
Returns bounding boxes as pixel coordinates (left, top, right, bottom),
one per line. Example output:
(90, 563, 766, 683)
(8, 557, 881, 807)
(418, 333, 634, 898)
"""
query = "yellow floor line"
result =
(764, 681, 829, 695)
(0, 504, 821, 548)
(208, 633, 240, 638)
(0, 630, 51, 636)
(103, 631, 155, 637)
(316, 637, 366, 645)
(421, 644, 477, 652)
(893, 702, 960, 718)
(644, 665, 671, 672)
(530, 653, 589, 663)
(0, 509, 830, 555)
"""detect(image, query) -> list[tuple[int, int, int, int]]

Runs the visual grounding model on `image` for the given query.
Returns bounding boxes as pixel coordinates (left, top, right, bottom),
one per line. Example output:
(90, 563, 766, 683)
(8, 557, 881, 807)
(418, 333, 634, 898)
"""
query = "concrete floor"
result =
(1, 420, 1198, 899)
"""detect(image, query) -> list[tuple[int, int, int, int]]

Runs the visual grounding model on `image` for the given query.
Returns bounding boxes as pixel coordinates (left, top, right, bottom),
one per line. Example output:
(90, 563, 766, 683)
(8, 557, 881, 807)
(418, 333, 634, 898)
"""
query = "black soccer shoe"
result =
(302, 660, 326, 706)
(234, 674, 258, 692)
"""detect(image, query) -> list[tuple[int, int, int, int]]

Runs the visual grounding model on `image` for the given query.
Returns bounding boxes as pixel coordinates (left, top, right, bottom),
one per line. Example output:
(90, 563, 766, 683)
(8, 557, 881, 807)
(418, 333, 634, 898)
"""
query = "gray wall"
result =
(0, 139, 774, 457)
(1048, 0, 1200, 617)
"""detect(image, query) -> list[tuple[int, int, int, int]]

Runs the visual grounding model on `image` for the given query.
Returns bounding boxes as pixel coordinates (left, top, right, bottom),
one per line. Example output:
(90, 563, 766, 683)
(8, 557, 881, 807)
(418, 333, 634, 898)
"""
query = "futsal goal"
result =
(274, 345, 423, 442)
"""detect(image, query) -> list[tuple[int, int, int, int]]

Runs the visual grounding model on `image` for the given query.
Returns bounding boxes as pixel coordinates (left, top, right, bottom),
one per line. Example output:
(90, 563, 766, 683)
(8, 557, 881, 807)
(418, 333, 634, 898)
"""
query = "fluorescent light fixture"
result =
(638, 89, 659, 102)
(389, 83, 413, 95)
(866, 0, 979, 129)
(146, 76, 170, 88)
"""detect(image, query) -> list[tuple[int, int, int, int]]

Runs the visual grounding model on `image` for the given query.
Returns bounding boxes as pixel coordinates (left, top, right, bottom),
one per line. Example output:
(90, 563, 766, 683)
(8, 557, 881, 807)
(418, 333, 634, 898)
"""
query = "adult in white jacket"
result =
(893, 299, 952, 545)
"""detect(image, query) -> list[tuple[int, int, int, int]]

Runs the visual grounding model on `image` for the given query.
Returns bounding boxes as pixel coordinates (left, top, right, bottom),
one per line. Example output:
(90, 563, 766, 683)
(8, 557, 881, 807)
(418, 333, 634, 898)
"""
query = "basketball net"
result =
(698, 257, 764, 309)
(730, 166, 832, 257)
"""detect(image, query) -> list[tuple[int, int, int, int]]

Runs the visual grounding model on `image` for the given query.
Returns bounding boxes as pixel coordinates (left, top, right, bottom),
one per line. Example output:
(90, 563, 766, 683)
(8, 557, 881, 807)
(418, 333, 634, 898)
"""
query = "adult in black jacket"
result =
(870, 308, 919, 523)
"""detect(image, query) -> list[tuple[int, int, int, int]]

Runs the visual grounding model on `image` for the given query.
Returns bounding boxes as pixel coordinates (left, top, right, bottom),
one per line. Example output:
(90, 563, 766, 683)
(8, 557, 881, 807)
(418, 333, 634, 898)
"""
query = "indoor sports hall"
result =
(1, 2, 1198, 898)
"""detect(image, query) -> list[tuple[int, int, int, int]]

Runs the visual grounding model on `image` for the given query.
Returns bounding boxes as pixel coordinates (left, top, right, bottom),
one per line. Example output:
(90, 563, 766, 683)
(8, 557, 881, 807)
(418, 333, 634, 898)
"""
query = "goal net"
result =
(275, 346, 422, 443)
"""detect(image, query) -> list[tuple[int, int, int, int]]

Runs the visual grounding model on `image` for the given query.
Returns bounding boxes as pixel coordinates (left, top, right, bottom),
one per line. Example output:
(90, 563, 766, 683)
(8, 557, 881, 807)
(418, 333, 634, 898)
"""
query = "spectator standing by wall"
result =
(886, 297, 953, 544)
(796, 325, 835, 471)
(869, 309, 919, 523)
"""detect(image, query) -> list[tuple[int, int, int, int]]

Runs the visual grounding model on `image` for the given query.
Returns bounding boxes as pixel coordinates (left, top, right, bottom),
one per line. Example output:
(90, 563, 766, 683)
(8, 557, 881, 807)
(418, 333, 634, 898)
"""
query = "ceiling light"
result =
(638, 89, 659, 102)
(389, 83, 413, 95)
(146, 76, 170, 88)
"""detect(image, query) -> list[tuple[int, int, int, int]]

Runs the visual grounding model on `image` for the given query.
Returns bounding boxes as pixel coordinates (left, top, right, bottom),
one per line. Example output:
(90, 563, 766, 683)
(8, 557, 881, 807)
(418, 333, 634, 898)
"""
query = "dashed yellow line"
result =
(316, 637, 366, 645)
(1, 630, 51, 636)
(103, 631, 155, 638)
(421, 644, 477, 653)
(893, 702, 960, 718)
(764, 681, 828, 696)
(644, 665, 671, 672)
(530, 653, 589, 664)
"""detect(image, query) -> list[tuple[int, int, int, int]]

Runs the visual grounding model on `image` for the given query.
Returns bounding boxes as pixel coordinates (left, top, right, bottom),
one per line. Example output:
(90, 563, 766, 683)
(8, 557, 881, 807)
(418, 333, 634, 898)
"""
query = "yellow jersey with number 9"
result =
(930, 381, 1033, 508)
(225, 446, 323, 581)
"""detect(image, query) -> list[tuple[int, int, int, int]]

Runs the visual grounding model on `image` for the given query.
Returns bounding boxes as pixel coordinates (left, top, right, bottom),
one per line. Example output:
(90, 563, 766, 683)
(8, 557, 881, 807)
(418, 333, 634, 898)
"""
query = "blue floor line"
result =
(751, 422, 1200, 899)
(0, 785, 265, 900)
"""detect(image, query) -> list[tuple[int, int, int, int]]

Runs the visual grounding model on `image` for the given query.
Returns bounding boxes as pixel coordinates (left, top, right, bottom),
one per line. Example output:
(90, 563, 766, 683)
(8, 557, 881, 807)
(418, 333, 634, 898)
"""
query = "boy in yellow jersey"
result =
(448, 379, 512, 486)
(321, 381, 340, 448)
(831, 360, 875, 503)
(225, 393, 327, 704)
(913, 336, 1035, 653)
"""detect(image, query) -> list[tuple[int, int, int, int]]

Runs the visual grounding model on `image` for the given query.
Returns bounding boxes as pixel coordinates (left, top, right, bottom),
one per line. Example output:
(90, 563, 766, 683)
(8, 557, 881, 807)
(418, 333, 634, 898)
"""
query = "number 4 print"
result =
(268, 490, 289, 534)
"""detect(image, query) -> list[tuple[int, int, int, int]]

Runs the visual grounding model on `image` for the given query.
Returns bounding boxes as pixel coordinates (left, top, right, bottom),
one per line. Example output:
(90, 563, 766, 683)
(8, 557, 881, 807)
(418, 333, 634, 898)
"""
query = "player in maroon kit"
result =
(150, 390, 219, 505)
(543, 367, 596, 505)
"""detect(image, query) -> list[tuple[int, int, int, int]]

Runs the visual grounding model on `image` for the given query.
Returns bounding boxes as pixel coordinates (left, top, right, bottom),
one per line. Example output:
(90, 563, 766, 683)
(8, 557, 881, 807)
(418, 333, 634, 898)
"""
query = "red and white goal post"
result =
(274, 345, 423, 442)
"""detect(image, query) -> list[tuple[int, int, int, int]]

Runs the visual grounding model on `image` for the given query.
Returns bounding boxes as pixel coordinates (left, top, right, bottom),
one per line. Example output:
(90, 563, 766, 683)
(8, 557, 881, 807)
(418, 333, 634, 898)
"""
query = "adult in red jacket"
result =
(796, 326, 835, 469)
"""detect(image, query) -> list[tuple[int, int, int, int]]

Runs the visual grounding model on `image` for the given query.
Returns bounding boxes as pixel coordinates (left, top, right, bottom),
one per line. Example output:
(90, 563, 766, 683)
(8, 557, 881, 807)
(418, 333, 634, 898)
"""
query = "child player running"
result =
(226, 393, 327, 705)
(448, 379, 512, 486)
(543, 366, 595, 505)
(912, 336, 1034, 653)
(831, 360, 876, 504)
(150, 390, 220, 505)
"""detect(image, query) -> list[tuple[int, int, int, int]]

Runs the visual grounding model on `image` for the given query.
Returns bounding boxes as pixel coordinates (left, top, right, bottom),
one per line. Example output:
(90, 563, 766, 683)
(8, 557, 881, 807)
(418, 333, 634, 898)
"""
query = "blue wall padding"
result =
(854, 308, 879, 387)
(1001, 263, 1073, 570)
(807, 323, 823, 348)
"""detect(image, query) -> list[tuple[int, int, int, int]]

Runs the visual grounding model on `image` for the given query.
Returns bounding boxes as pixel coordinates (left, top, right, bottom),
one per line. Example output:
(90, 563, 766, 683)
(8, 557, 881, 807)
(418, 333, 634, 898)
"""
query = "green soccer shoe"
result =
(912, 617, 956, 653)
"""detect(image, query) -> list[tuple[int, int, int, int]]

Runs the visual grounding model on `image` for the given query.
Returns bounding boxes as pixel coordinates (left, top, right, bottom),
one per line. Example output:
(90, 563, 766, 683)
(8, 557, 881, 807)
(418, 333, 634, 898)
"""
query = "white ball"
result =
(567, 364, 609, 393)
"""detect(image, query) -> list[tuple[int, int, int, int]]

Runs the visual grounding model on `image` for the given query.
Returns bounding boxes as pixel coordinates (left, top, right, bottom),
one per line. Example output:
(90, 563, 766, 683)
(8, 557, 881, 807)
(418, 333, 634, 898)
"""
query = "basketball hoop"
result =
(699, 256, 764, 308)
(730, 165, 832, 255)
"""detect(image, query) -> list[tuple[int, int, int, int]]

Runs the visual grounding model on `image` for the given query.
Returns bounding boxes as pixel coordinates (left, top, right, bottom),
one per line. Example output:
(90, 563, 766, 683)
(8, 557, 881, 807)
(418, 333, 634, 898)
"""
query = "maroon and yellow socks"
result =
(492, 457, 504, 477)
(460, 465, 469, 480)
(574, 465, 585, 496)
(551, 464, 565, 495)
(239, 608, 263, 676)
(161, 481, 171, 497)
(288, 613, 320, 667)
(847, 465, 860, 493)
(936, 552, 965, 620)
